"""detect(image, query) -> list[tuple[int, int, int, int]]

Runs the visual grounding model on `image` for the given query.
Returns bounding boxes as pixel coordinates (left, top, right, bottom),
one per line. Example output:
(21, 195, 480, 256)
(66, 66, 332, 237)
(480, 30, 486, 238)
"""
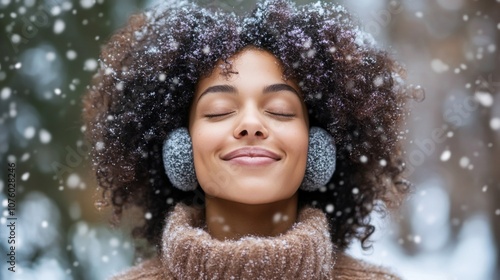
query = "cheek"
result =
(191, 125, 216, 160)
(274, 123, 309, 161)
(190, 122, 228, 171)
(191, 120, 231, 143)
(294, 133, 309, 163)
(190, 123, 232, 197)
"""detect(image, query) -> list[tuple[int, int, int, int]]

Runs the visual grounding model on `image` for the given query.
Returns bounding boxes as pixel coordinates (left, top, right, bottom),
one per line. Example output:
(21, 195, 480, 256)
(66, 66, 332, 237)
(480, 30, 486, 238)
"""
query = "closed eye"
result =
(267, 111, 296, 118)
(204, 112, 234, 119)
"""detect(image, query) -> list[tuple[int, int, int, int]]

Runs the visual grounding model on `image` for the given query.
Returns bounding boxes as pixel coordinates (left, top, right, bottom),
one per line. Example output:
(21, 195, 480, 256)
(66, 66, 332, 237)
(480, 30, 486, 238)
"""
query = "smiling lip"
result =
(221, 147, 281, 165)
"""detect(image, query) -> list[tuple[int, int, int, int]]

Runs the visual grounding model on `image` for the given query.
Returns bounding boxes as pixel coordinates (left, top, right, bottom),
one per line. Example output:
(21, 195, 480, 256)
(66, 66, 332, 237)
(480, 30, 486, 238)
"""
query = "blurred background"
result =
(0, 0, 498, 279)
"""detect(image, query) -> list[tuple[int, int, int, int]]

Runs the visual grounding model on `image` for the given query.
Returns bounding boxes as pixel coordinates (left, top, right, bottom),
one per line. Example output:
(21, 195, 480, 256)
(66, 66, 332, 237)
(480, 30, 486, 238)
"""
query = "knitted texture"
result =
(162, 204, 335, 279)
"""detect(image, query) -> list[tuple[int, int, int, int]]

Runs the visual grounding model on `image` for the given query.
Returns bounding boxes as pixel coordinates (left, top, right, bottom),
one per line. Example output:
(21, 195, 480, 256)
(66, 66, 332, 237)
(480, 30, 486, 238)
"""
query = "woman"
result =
(83, 0, 414, 279)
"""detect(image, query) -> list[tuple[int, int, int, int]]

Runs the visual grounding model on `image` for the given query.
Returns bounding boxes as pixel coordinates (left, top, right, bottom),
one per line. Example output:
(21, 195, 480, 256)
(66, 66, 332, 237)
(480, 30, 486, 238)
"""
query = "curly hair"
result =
(83, 0, 413, 251)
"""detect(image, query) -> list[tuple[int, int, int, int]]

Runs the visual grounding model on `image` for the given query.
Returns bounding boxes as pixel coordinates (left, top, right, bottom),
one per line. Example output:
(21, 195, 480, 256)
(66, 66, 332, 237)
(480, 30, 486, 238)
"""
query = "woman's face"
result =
(189, 49, 309, 204)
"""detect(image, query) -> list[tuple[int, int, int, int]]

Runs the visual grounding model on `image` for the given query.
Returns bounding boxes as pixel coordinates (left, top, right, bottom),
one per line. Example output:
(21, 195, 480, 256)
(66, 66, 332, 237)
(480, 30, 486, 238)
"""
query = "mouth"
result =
(221, 147, 281, 166)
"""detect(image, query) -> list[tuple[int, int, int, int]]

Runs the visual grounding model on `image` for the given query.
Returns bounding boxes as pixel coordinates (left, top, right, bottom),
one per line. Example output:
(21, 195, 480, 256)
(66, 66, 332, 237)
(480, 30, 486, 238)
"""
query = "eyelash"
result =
(267, 111, 296, 118)
(204, 112, 234, 119)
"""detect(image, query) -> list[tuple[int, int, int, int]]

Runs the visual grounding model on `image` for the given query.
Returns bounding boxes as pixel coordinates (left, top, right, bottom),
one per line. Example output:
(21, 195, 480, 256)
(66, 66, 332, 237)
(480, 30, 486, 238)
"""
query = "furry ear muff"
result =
(162, 127, 198, 191)
(162, 126, 336, 192)
(300, 126, 336, 191)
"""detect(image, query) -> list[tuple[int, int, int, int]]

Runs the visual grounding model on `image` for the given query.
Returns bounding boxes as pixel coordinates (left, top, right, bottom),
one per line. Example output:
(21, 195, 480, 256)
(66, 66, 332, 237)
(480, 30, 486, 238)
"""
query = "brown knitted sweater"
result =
(111, 204, 401, 279)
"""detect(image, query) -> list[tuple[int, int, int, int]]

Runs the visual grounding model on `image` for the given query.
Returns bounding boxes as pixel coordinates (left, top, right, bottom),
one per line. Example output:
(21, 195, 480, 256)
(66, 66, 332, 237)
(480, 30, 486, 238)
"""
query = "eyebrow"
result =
(197, 83, 300, 101)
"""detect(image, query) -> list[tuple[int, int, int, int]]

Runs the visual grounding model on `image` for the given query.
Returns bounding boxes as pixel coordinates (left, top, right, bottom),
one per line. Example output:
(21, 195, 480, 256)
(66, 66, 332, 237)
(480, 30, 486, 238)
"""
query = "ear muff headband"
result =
(162, 126, 336, 192)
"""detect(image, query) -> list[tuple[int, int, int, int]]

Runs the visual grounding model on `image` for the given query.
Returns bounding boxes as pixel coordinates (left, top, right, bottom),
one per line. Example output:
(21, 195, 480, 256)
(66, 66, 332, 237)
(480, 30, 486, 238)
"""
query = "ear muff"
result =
(162, 126, 336, 192)
(162, 127, 198, 191)
(300, 126, 336, 191)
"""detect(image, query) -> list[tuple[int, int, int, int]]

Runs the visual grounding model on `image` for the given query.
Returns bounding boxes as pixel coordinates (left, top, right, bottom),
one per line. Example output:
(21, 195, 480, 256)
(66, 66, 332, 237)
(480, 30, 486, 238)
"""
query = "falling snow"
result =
(80, 0, 96, 9)
(21, 172, 30, 181)
(53, 19, 66, 34)
(83, 59, 98, 71)
(24, 126, 36, 139)
(373, 76, 384, 87)
(39, 129, 52, 144)
(95, 141, 104, 151)
(440, 150, 451, 161)
(46, 52, 56, 62)
(67, 173, 81, 189)
(1, 87, 11, 100)
(0, 0, 498, 279)
(459, 157, 470, 168)
(66, 50, 78, 60)
(359, 155, 368, 163)
(474, 91, 493, 107)
(490, 118, 500, 130)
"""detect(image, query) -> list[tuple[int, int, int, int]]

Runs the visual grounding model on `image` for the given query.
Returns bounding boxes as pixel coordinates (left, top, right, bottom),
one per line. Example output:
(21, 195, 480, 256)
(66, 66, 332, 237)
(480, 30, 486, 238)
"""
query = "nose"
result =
(233, 107, 268, 140)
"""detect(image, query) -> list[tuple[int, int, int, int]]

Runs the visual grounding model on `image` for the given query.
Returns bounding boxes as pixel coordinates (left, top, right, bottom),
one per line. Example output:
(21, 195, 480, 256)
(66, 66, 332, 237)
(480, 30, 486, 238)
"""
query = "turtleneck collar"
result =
(160, 203, 337, 280)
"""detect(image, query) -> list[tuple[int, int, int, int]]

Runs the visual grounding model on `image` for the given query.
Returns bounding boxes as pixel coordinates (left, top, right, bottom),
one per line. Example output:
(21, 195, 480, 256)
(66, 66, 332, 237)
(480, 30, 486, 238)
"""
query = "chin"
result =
(200, 175, 300, 204)
(229, 195, 279, 205)
(225, 182, 297, 205)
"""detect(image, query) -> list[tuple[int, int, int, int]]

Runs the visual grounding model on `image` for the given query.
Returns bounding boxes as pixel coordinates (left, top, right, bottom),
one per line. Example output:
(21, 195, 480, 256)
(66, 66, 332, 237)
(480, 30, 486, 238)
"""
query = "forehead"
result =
(228, 49, 282, 72)
(195, 49, 298, 94)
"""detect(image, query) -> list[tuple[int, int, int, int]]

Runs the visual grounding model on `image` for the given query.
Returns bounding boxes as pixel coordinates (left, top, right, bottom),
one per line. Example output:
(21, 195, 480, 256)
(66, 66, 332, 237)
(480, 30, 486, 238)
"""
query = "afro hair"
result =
(83, 0, 413, 251)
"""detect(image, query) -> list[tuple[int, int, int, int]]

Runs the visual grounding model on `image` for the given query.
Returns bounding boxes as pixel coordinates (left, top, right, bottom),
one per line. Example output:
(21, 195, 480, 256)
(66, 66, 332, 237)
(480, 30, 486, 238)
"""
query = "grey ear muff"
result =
(162, 127, 198, 191)
(300, 126, 336, 191)
(162, 126, 336, 192)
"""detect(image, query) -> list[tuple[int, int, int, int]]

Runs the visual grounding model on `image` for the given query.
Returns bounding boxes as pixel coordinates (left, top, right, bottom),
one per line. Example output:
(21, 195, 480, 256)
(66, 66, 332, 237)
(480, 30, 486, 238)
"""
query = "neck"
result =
(204, 192, 299, 240)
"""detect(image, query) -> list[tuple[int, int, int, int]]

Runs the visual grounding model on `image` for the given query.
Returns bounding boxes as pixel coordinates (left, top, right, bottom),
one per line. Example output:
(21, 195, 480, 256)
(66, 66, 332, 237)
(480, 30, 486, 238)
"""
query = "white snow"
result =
(51, 6, 61, 16)
(109, 238, 120, 247)
(325, 204, 334, 213)
(39, 129, 52, 144)
(430, 59, 449, 73)
(440, 150, 451, 161)
(1, 87, 11, 100)
(83, 58, 98, 71)
(53, 19, 66, 34)
(95, 141, 104, 151)
(373, 76, 384, 87)
(359, 155, 368, 163)
(46, 52, 56, 61)
(24, 126, 36, 139)
(459, 157, 469, 168)
(11, 34, 21, 44)
(67, 173, 81, 189)
(80, 0, 95, 9)
(490, 118, 500, 130)
(474, 91, 493, 107)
